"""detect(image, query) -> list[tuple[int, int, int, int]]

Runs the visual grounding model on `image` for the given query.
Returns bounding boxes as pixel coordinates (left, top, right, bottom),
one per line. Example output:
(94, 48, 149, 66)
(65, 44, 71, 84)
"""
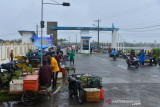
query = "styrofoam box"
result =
(10, 79, 23, 92)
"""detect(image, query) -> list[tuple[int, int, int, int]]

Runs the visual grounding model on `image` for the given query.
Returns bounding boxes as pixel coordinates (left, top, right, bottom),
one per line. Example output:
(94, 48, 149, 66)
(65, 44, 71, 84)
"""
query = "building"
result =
(18, 30, 36, 44)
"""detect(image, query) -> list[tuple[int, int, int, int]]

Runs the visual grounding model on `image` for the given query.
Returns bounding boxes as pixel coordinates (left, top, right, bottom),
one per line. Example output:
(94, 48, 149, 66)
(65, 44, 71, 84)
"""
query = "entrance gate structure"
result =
(47, 22, 119, 53)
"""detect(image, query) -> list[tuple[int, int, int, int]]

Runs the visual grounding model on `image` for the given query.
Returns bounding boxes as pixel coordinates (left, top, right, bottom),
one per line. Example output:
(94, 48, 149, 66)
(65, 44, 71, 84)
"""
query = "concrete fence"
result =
(0, 42, 34, 64)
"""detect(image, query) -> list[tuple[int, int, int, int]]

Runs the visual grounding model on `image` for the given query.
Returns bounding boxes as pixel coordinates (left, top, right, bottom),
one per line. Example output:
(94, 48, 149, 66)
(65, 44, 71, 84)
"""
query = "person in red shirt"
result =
(55, 51, 60, 67)
(130, 49, 135, 64)
(39, 60, 52, 91)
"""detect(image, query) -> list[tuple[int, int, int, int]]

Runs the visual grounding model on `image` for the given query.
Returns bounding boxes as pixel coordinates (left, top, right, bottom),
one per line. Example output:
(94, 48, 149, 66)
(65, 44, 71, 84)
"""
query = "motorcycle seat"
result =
(69, 76, 76, 82)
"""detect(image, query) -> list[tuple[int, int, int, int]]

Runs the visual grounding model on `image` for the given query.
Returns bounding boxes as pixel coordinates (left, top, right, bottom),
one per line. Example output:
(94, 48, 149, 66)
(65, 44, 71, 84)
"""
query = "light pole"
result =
(40, 0, 70, 66)
(40, 0, 44, 66)
(94, 19, 101, 49)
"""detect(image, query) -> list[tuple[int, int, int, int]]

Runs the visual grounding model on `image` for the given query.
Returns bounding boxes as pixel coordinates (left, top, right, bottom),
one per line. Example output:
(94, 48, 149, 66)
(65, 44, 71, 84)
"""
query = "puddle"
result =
(2, 101, 20, 107)
(150, 75, 160, 78)
(118, 65, 127, 69)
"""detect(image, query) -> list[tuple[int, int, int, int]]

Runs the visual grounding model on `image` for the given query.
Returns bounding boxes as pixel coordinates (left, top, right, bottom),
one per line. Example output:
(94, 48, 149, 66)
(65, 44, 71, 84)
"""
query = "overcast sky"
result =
(0, 0, 160, 43)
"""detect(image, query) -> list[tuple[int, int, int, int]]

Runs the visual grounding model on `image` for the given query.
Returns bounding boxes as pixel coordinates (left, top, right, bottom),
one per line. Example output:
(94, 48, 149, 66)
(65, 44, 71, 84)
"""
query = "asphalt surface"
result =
(1, 53, 160, 107)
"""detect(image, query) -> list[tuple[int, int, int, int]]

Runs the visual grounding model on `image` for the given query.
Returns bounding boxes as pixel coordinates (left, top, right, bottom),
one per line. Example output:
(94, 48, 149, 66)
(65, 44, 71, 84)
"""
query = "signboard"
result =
(83, 40, 89, 50)
(34, 35, 53, 49)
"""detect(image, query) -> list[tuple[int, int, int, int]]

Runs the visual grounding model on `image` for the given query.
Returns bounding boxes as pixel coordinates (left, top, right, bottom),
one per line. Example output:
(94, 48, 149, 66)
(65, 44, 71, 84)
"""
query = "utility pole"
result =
(36, 24, 38, 35)
(40, 1, 70, 66)
(94, 19, 101, 49)
(40, 0, 44, 66)
(117, 34, 119, 50)
(123, 39, 125, 53)
(69, 36, 70, 46)
(76, 35, 77, 45)
(120, 36, 122, 50)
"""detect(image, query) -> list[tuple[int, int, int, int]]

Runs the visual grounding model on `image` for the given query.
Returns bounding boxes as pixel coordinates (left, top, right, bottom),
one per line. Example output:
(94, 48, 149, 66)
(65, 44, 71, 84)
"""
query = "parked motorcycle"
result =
(149, 56, 157, 66)
(0, 64, 17, 88)
(68, 76, 84, 104)
(126, 56, 139, 68)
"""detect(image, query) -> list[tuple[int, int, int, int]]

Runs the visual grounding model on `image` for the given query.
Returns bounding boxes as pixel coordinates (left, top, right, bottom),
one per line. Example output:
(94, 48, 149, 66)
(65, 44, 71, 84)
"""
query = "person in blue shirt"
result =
(58, 46, 61, 50)
(111, 48, 118, 56)
(139, 49, 146, 66)
(32, 50, 37, 59)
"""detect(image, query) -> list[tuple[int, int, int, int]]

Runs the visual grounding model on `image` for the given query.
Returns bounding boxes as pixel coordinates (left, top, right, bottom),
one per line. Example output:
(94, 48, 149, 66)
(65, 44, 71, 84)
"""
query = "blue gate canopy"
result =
(51, 26, 119, 31)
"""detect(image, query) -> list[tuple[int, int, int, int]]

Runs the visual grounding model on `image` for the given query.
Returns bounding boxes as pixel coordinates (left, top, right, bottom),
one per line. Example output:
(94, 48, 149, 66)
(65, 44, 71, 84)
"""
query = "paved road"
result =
(1, 53, 160, 107)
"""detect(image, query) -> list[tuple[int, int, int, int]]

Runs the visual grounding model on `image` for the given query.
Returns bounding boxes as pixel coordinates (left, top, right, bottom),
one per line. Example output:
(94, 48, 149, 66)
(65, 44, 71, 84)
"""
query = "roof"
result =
(18, 30, 36, 36)
(51, 26, 119, 31)
(81, 36, 92, 39)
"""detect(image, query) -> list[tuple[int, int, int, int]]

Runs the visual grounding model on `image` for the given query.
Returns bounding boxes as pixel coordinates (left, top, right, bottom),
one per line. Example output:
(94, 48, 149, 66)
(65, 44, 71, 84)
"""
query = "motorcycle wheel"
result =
(154, 62, 157, 65)
(135, 63, 139, 68)
(68, 83, 73, 98)
(113, 56, 116, 61)
(127, 62, 130, 67)
(77, 89, 84, 104)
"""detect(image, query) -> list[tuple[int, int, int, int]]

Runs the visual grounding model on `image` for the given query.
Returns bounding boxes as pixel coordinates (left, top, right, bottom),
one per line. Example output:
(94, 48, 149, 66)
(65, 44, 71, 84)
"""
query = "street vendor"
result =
(50, 56, 59, 89)
(39, 60, 52, 95)
(31, 50, 37, 59)
(28, 49, 33, 56)
(27, 49, 33, 63)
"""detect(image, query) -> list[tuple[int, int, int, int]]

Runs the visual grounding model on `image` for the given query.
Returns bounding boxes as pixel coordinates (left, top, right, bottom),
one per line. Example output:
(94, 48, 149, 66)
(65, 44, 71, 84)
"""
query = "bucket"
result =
(100, 89, 104, 99)
(62, 69, 66, 76)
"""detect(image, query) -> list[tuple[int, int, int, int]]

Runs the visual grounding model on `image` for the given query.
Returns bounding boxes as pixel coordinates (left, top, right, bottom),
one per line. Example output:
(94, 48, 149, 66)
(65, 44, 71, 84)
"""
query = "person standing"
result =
(27, 49, 33, 64)
(90, 46, 92, 54)
(50, 56, 59, 89)
(39, 60, 52, 95)
(55, 51, 60, 67)
(38, 49, 42, 64)
(70, 48, 75, 65)
(139, 49, 146, 66)
(10, 50, 14, 62)
(32, 50, 37, 59)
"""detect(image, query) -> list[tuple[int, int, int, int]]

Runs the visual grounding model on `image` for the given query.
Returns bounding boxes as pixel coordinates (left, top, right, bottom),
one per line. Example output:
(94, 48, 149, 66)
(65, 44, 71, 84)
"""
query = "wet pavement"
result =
(1, 53, 160, 107)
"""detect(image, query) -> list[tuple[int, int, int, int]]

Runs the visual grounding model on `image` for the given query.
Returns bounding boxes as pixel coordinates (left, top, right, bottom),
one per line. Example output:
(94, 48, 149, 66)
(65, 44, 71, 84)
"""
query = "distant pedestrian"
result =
(76, 45, 79, 53)
(90, 46, 92, 53)
(10, 50, 14, 62)
(70, 48, 75, 65)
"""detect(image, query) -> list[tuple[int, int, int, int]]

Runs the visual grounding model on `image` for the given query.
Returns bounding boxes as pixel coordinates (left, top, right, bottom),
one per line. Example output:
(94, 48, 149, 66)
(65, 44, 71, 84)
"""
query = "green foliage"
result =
(152, 48, 160, 59)
(125, 49, 131, 53)
(82, 53, 90, 55)
(0, 92, 10, 102)
(4, 39, 22, 43)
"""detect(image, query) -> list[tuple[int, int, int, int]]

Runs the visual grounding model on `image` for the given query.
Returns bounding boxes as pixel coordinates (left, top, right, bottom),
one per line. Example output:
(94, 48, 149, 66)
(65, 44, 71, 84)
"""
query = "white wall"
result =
(21, 32, 33, 44)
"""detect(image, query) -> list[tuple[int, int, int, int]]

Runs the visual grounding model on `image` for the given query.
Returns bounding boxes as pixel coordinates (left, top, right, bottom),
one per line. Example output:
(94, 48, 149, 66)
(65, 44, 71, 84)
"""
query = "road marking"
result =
(52, 86, 62, 95)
